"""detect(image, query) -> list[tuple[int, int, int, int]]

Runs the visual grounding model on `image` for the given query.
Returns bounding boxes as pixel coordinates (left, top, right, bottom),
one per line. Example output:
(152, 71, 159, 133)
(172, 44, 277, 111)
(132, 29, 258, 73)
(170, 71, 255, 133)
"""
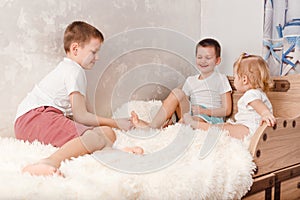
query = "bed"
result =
(0, 101, 255, 199)
(0, 75, 299, 199)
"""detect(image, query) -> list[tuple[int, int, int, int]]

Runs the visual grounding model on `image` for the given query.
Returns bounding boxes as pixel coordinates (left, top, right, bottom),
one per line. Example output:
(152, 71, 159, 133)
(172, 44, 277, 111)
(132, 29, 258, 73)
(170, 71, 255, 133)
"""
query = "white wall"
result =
(201, 0, 264, 75)
(0, 0, 263, 137)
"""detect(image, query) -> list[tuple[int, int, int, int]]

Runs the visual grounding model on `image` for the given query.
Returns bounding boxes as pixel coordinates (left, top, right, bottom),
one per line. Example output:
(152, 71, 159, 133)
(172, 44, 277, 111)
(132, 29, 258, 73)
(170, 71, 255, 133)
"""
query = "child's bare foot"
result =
(123, 146, 144, 155)
(130, 111, 150, 128)
(22, 159, 64, 177)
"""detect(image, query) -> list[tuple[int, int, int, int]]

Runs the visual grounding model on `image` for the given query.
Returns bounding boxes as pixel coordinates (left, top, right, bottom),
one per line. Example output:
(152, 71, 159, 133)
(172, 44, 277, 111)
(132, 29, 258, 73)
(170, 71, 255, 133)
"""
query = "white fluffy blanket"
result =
(0, 101, 255, 200)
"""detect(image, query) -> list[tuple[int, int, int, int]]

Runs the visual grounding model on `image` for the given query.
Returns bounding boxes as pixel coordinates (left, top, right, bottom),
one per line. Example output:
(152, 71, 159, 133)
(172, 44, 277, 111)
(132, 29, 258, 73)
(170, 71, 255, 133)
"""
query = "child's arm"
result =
(191, 92, 232, 117)
(70, 92, 132, 130)
(248, 99, 276, 127)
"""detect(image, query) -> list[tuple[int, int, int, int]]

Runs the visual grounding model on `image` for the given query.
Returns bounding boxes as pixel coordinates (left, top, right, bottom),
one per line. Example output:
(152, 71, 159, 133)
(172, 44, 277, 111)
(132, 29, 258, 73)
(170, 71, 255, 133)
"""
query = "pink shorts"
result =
(14, 106, 93, 147)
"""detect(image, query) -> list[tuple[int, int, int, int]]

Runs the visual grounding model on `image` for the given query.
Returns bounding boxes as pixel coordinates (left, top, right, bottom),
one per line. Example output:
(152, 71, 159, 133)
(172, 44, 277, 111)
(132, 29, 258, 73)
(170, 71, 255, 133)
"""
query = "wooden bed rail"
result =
(243, 117, 300, 199)
(249, 116, 300, 178)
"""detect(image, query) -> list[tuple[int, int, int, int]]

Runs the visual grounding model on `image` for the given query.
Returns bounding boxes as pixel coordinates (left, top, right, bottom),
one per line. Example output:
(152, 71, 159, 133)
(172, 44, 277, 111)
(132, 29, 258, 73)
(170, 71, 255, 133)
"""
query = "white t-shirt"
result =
(15, 57, 87, 120)
(234, 89, 273, 135)
(182, 71, 232, 109)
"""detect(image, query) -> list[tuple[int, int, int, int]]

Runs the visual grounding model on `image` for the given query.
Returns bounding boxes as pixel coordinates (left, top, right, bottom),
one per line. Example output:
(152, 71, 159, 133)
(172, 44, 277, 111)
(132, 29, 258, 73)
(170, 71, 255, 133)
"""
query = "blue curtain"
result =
(263, 0, 300, 76)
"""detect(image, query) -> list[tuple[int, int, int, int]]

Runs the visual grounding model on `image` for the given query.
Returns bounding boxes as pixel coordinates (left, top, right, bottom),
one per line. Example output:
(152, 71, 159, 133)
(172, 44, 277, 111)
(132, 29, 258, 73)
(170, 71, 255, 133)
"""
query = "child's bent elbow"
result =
(225, 108, 232, 117)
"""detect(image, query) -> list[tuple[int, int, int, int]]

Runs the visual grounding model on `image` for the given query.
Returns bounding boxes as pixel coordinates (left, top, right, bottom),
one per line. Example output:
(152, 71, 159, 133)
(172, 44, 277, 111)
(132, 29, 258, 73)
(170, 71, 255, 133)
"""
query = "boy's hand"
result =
(114, 118, 133, 131)
(191, 105, 206, 115)
(182, 113, 199, 129)
(182, 113, 194, 124)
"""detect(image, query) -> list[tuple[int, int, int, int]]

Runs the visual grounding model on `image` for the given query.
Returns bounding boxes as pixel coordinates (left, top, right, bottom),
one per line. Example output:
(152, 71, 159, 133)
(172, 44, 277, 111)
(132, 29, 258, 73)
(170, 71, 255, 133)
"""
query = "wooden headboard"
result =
(228, 74, 300, 119)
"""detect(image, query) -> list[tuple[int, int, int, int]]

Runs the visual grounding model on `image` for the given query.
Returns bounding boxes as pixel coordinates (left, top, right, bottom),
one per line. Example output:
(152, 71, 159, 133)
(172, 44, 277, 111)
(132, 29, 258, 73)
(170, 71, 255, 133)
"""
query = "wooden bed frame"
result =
(227, 74, 300, 200)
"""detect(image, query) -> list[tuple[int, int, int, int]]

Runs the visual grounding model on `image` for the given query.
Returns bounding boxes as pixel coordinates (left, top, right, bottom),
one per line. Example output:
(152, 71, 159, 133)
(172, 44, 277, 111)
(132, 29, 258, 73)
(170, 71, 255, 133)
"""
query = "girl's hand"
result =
(114, 118, 133, 131)
(248, 99, 276, 127)
(261, 111, 276, 127)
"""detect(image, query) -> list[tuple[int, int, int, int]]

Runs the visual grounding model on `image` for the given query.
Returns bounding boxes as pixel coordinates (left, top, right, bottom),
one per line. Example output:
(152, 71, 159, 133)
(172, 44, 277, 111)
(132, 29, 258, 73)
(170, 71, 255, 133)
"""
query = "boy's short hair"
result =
(195, 38, 221, 58)
(63, 21, 104, 53)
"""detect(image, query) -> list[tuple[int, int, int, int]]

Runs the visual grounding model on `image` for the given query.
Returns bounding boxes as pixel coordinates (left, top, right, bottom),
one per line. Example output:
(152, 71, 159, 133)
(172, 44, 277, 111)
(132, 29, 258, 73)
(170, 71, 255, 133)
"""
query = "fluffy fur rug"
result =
(0, 100, 255, 200)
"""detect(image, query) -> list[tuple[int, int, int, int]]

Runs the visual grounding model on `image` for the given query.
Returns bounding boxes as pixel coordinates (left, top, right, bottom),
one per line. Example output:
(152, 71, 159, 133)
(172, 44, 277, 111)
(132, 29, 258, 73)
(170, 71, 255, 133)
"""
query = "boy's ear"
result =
(70, 42, 79, 56)
(216, 57, 221, 65)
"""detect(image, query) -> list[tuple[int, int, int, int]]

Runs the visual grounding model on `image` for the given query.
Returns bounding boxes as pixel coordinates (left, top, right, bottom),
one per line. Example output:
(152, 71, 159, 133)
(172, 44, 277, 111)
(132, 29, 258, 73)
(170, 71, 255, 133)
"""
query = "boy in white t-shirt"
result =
(182, 53, 276, 139)
(131, 38, 232, 128)
(15, 21, 143, 177)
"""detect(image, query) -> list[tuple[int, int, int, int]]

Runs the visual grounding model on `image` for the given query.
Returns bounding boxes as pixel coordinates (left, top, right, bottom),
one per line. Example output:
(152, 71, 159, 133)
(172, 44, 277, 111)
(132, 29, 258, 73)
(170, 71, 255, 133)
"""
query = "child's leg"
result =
(182, 113, 210, 129)
(131, 88, 189, 128)
(182, 113, 250, 140)
(22, 126, 115, 176)
(219, 123, 249, 139)
(150, 88, 189, 128)
(179, 115, 206, 123)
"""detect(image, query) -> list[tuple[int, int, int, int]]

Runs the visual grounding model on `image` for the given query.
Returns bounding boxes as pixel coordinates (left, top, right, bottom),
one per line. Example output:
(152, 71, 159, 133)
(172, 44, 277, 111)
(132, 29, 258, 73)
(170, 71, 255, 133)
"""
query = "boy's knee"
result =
(171, 88, 185, 100)
(80, 126, 116, 153)
(80, 129, 106, 153)
(93, 126, 116, 143)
